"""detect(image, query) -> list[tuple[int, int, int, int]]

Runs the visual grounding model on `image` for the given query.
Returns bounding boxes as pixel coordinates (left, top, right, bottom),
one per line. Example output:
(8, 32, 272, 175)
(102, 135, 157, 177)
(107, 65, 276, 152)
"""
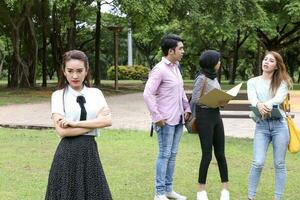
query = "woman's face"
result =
(63, 59, 87, 91)
(214, 60, 221, 71)
(262, 53, 277, 73)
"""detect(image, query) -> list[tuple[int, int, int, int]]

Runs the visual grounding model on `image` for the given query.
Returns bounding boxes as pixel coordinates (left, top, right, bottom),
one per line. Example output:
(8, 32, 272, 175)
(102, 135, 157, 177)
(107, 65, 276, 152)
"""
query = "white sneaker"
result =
(197, 190, 209, 200)
(220, 189, 230, 200)
(166, 191, 187, 200)
(154, 194, 169, 200)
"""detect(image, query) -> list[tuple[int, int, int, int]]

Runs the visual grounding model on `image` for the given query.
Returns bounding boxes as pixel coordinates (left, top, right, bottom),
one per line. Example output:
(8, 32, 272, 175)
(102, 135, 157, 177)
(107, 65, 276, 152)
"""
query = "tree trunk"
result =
(217, 64, 222, 83)
(229, 30, 240, 84)
(41, 0, 49, 87)
(255, 40, 262, 76)
(26, 16, 38, 87)
(222, 57, 230, 81)
(50, 2, 63, 80)
(9, 53, 19, 88)
(67, 2, 77, 50)
(19, 23, 31, 88)
(11, 18, 31, 88)
(94, 1, 101, 86)
(0, 56, 4, 76)
(5, 37, 11, 87)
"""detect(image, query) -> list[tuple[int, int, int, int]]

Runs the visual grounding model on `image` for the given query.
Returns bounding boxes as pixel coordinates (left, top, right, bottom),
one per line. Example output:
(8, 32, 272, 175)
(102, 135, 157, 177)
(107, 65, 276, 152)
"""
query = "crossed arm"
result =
(52, 108, 112, 137)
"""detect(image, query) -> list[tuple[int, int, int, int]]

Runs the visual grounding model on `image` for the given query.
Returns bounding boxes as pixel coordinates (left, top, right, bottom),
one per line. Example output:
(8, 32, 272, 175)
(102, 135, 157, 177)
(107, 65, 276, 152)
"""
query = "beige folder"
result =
(198, 82, 243, 108)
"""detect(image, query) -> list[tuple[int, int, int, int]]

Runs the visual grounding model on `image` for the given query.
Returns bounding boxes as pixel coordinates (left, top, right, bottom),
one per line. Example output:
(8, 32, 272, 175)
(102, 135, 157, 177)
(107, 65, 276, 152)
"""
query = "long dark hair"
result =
(57, 50, 91, 89)
(265, 51, 292, 94)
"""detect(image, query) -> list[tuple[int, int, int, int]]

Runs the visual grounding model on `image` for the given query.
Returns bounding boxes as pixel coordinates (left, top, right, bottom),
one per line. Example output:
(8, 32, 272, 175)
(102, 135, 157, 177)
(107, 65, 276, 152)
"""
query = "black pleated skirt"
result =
(45, 135, 112, 200)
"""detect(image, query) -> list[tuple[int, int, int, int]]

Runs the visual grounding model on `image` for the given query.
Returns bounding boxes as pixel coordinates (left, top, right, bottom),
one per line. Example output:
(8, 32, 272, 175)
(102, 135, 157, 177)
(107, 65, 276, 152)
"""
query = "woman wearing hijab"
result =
(190, 50, 229, 200)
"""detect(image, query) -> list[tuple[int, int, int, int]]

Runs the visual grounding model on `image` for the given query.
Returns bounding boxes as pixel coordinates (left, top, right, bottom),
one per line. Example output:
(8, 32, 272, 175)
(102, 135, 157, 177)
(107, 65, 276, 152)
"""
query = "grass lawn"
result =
(0, 128, 300, 200)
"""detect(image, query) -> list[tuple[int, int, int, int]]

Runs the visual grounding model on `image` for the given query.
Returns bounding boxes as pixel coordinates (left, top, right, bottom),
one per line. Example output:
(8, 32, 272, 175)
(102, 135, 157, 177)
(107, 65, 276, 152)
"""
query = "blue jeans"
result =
(248, 118, 289, 200)
(155, 123, 183, 195)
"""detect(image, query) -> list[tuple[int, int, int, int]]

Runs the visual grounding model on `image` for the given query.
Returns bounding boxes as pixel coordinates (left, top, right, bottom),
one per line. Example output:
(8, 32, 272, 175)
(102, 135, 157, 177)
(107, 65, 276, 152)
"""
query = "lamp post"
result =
(108, 25, 123, 90)
(127, 23, 133, 66)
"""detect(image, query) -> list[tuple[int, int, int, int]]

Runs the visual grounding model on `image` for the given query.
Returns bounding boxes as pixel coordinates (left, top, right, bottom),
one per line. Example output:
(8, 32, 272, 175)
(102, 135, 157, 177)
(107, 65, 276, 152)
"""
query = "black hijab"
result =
(199, 50, 220, 80)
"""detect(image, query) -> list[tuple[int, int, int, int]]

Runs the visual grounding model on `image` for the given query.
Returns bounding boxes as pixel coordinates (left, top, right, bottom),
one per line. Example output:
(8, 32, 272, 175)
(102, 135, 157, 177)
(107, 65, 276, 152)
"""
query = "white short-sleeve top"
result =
(51, 85, 109, 136)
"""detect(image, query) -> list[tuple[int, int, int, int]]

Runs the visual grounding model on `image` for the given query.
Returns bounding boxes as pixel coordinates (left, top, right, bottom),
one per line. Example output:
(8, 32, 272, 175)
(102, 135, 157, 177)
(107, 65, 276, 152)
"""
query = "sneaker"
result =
(220, 189, 229, 200)
(197, 190, 209, 200)
(166, 191, 187, 200)
(154, 194, 169, 200)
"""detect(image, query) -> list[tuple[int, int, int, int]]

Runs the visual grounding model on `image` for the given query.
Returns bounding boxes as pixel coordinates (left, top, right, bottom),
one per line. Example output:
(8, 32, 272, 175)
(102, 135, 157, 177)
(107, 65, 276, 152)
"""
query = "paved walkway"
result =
(0, 93, 299, 138)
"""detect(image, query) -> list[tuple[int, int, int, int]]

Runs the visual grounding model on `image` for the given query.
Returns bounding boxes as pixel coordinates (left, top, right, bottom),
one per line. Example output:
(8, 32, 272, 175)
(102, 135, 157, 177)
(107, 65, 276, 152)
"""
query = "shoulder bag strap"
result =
(199, 77, 207, 99)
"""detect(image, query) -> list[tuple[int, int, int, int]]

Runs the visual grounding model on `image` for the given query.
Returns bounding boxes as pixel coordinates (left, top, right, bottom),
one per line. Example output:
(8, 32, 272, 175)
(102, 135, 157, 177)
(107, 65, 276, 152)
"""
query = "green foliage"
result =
(284, 0, 300, 20)
(107, 65, 149, 80)
(237, 59, 254, 80)
(0, 69, 8, 80)
(0, 0, 300, 85)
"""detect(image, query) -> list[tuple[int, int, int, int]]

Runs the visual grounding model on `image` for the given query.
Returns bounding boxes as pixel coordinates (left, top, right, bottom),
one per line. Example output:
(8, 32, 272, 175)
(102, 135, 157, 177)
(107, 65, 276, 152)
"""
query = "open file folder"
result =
(198, 82, 243, 108)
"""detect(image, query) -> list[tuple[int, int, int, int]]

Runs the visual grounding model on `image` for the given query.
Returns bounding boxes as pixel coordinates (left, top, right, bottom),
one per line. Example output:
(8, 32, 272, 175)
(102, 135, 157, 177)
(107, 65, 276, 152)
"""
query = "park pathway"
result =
(0, 92, 299, 138)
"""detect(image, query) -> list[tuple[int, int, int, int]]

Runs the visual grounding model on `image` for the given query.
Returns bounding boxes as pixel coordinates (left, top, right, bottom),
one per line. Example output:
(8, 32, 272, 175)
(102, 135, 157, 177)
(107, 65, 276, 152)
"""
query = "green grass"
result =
(0, 86, 55, 106)
(0, 128, 300, 200)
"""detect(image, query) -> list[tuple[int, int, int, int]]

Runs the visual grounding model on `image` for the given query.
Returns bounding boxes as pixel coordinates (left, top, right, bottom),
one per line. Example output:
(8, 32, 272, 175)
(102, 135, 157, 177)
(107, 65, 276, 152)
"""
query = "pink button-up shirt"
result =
(143, 57, 191, 125)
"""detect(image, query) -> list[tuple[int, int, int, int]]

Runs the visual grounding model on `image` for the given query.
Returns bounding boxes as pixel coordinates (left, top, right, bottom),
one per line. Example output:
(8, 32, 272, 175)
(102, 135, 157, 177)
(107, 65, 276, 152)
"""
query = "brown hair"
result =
(264, 51, 293, 94)
(57, 50, 91, 89)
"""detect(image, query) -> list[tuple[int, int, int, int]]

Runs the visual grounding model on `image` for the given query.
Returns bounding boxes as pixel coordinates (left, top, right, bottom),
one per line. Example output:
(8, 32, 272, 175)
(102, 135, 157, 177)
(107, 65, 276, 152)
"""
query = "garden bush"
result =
(107, 65, 149, 80)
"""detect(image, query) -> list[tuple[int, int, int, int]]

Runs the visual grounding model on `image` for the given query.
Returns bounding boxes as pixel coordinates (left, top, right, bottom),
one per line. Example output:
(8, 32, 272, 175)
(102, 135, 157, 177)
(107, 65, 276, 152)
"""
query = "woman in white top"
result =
(45, 50, 112, 200)
(247, 51, 292, 200)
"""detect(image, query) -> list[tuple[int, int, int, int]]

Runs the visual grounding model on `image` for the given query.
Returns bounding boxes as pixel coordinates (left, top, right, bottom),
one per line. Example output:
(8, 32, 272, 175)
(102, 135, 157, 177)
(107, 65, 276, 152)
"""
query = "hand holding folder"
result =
(198, 82, 243, 108)
(250, 105, 283, 119)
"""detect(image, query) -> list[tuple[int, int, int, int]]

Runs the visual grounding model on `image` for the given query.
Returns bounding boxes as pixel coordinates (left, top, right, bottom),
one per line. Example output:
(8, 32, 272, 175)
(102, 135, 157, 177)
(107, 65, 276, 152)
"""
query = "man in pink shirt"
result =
(143, 34, 191, 200)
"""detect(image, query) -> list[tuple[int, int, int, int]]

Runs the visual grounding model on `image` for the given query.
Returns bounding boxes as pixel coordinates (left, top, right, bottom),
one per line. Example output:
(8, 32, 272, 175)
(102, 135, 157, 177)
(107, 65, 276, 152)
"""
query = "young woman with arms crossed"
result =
(45, 50, 112, 200)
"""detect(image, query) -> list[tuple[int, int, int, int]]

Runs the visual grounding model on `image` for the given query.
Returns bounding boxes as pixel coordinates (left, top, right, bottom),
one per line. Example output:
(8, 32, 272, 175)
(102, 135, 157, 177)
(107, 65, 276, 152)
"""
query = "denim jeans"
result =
(248, 118, 289, 200)
(155, 123, 183, 195)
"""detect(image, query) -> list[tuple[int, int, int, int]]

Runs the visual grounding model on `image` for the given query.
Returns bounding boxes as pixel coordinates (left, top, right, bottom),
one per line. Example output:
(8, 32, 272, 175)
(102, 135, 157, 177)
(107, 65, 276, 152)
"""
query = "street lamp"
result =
(108, 25, 123, 90)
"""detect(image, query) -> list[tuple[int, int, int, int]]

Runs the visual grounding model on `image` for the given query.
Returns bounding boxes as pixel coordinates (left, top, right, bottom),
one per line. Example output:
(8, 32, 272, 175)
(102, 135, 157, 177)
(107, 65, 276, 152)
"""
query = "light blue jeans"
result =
(155, 123, 183, 195)
(248, 118, 289, 200)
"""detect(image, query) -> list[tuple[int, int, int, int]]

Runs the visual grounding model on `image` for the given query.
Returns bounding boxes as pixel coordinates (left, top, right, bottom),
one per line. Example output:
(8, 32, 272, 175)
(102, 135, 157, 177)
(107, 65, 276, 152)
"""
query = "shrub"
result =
(107, 65, 149, 80)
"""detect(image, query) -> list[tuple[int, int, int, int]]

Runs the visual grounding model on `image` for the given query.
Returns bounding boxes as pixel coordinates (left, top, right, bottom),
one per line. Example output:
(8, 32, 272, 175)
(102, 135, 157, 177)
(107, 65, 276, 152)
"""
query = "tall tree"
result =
(256, 0, 300, 50)
(66, 1, 77, 50)
(37, 0, 50, 87)
(227, 0, 265, 84)
(94, 0, 102, 86)
(0, 0, 38, 88)
(50, 1, 63, 81)
(116, 0, 175, 67)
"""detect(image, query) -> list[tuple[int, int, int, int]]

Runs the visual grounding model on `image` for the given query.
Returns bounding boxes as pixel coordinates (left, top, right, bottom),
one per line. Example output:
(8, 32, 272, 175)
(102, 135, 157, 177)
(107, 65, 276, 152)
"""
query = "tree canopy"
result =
(0, 0, 299, 87)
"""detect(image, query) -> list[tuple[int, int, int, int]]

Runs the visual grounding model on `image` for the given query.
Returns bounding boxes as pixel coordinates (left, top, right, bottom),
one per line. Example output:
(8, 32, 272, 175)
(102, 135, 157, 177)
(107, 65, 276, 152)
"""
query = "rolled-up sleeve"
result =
(182, 91, 191, 113)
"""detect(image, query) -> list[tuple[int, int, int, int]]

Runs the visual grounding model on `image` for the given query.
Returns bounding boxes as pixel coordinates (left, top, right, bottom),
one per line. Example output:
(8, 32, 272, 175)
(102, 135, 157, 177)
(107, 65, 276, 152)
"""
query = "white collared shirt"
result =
(51, 85, 109, 136)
